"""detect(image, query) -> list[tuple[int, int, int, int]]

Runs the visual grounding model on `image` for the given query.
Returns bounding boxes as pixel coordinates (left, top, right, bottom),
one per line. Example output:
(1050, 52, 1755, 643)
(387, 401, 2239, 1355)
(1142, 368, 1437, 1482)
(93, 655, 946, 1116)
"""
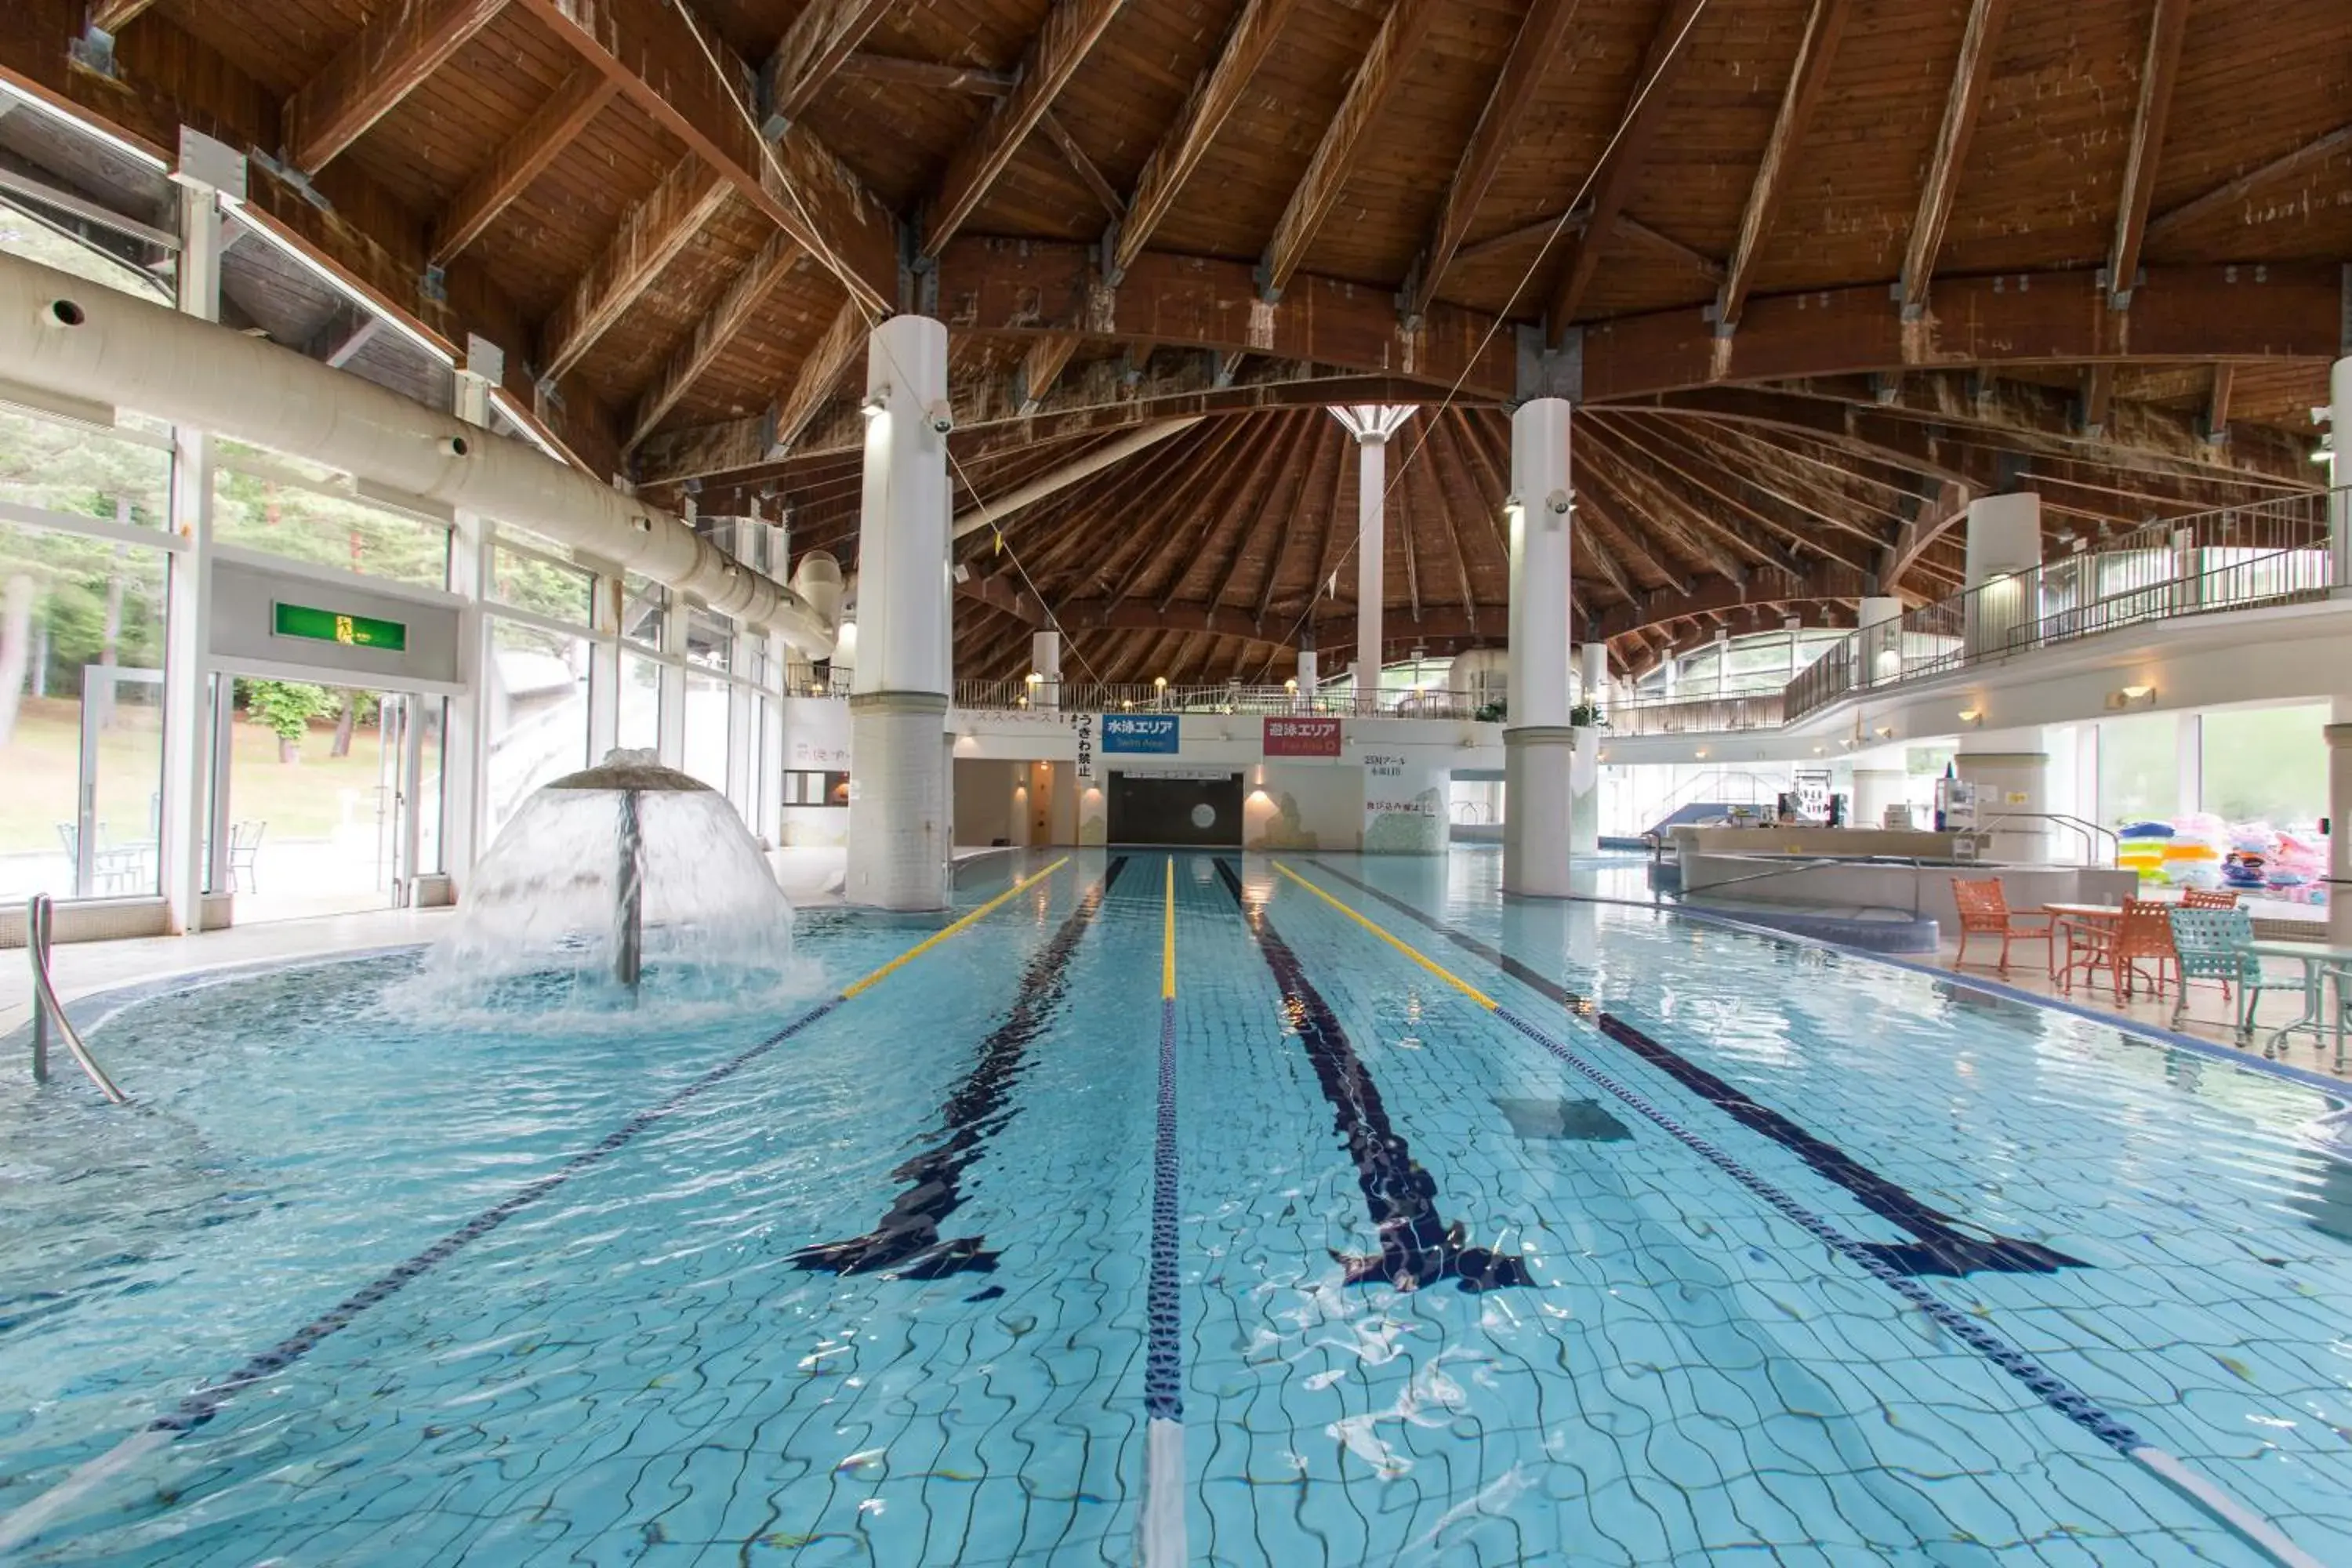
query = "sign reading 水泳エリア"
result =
(1101, 713, 1179, 754)
(1262, 716, 1342, 757)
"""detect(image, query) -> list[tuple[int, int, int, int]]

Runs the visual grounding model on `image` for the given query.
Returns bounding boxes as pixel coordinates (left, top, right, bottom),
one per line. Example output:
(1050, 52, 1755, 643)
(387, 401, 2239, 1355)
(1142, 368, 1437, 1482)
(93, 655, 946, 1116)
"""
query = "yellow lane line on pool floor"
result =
(1163, 858, 1176, 1000)
(1269, 861, 1500, 1011)
(843, 857, 1070, 999)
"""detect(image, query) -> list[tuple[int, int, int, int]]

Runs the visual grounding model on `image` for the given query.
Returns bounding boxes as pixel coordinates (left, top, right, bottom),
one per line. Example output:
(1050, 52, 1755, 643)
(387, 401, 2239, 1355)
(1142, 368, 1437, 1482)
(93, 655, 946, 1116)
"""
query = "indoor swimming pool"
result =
(5, 848, 2352, 1565)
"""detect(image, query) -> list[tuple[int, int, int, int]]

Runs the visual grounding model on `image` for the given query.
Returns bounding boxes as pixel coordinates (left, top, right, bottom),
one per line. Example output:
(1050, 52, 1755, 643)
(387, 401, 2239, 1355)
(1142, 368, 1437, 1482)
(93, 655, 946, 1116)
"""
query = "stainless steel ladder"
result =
(24, 895, 127, 1104)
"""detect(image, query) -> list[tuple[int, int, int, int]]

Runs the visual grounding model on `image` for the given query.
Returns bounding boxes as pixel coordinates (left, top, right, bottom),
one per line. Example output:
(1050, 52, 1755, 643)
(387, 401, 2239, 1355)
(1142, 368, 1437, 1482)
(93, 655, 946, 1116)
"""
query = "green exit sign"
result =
(273, 601, 408, 652)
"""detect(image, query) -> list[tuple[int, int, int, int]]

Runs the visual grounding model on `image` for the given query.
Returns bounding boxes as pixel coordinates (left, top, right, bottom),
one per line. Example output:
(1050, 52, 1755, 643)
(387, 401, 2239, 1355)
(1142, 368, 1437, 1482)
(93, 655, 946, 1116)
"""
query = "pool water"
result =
(4, 848, 2351, 1564)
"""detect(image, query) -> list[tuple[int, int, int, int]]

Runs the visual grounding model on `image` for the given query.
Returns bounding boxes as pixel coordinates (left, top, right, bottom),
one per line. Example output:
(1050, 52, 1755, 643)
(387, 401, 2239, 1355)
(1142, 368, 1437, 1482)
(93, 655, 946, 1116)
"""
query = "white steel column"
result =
(1858, 594, 1904, 687)
(1962, 492, 2042, 660)
(1031, 629, 1062, 711)
(1329, 406, 1414, 710)
(586, 567, 622, 762)
(1504, 397, 1575, 898)
(160, 151, 226, 935)
(848, 314, 953, 912)
(441, 348, 496, 894)
(2328, 702, 2350, 948)
(2331, 355, 2350, 589)
(1570, 641, 1606, 855)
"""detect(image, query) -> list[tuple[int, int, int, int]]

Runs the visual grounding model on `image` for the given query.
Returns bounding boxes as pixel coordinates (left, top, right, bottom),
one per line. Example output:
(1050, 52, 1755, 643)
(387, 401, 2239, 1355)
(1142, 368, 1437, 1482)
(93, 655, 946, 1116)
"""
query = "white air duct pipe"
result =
(951, 417, 1202, 540)
(0, 249, 837, 656)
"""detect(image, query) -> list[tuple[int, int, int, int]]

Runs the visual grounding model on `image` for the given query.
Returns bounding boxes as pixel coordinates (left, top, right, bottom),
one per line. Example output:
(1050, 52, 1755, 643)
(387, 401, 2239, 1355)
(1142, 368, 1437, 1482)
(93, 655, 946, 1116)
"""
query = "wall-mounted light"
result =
(1874, 725, 1896, 739)
(1025, 670, 1043, 685)
(859, 387, 891, 418)
(2107, 684, 2158, 710)
(1957, 706, 1983, 726)
(1694, 747, 1709, 759)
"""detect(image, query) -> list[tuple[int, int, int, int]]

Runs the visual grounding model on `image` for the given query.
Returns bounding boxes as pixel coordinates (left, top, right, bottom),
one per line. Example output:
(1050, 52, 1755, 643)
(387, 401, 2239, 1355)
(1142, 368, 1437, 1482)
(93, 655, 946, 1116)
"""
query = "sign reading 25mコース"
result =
(1101, 713, 1179, 753)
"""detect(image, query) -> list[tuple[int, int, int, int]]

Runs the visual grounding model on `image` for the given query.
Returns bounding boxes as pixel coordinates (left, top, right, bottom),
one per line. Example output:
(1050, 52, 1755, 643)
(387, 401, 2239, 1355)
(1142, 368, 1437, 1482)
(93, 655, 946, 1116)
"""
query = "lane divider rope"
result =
(1264, 860, 2323, 1568)
(1139, 856, 1186, 1568)
(0, 857, 1073, 1559)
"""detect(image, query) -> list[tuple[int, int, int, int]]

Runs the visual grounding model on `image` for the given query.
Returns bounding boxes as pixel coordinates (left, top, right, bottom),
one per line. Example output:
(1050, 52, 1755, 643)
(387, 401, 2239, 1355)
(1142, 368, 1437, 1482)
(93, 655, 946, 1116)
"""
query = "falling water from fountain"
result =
(407, 750, 797, 1011)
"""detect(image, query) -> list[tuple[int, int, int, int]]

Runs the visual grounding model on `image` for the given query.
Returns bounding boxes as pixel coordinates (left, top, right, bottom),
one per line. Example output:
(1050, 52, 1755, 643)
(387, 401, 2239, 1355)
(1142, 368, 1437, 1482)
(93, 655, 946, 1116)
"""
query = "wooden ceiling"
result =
(3, 0, 2346, 681)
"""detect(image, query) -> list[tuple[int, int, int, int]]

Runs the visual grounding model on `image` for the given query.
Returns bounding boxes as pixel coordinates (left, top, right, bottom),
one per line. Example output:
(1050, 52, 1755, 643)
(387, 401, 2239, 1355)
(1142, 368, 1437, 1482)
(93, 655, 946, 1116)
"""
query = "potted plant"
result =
(1569, 700, 1608, 728)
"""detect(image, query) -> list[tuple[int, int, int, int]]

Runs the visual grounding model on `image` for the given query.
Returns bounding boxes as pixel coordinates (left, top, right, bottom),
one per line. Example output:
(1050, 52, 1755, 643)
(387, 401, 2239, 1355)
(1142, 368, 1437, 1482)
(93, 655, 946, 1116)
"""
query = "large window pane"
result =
(492, 542, 593, 624)
(683, 670, 728, 793)
(686, 607, 732, 673)
(212, 447, 450, 586)
(2097, 714, 2178, 827)
(0, 520, 168, 898)
(619, 652, 662, 754)
(2202, 705, 2328, 829)
(485, 618, 589, 837)
(621, 575, 667, 649)
(0, 207, 172, 303)
(0, 405, 172, 530)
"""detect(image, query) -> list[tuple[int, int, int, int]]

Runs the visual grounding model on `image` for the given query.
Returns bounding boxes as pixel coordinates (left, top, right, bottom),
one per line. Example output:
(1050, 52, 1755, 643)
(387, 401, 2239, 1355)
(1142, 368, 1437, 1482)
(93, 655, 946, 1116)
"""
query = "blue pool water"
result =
(5, 848, 2352, 1563)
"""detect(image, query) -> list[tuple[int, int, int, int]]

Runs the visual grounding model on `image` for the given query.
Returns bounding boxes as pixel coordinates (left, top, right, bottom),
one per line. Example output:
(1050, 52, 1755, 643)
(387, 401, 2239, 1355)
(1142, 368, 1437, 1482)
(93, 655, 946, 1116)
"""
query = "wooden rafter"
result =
(629, 230, 802, 448)
(1257, 0, 1444, 303)
(1896, 0, 2013, 318)
(923, 0, 1127, 256)
(2081, 362, 2117, 436)
(1255, 430, 1340, 622)
(1541, 0, 1706, 340)
(1401, 0, 1581, 325)
(2143, 122, 2352, 247)
(2107, 0, 2190, 308)
(539, 155, 731, 384)
(760, 0, 891, 129)
(2201, 364, 2234, 445)
(1602, 413, 1872, 570)
(1112, 0, 1297, 281)
(1038, 111, 1124, 220)
(514, 0, 898, 313)
(768, 299, 868, 459)
(1200, 414, 1313, 615)
(89, 1, 162, 32)
(431, 66, 617, 266)
(1880, 477, 1972, 589)
(1015, 335, 1083, 415)
(1099, 423, 1256, 600)
(1576, 427, 1751, 583)
(1149, 422, 1279, 609)
(834, 53, 1016, 96)
(1716, 0, 1851, 334)
(285, 0, 508, 174)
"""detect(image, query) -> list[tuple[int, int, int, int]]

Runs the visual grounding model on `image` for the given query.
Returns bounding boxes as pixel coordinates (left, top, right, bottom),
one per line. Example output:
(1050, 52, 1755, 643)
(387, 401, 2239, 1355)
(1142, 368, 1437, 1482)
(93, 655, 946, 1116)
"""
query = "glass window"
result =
(619, 651, 662, 754)
(0, 519, 168, 898)
(2201, 705, 2328, 829)
(484, 618, 589, 837)
(683, 669, 728, 791)
(212, 452, 449, 586)
(0, 405, 173, 529)
(686, 607, 732, 673)
(784, 771, 848, 807)
(2097, 713, 2180, 827)
(621, 575, 667, 648)
(492, 541, 593, 624)
(0, 207, 172, 303)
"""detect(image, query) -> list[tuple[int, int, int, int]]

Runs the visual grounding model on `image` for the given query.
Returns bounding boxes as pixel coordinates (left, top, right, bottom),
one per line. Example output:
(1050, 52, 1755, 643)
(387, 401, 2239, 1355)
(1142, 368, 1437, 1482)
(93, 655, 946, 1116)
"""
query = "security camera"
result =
(436, 434, 470, 458)
(926, 401, 954, 434)
(1545, 488, 1573, 516)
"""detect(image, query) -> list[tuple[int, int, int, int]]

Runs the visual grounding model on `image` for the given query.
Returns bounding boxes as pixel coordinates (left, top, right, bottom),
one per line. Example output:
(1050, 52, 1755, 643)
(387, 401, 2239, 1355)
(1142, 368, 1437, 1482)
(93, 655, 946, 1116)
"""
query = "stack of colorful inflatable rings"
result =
(2116, 821, 2172, 882)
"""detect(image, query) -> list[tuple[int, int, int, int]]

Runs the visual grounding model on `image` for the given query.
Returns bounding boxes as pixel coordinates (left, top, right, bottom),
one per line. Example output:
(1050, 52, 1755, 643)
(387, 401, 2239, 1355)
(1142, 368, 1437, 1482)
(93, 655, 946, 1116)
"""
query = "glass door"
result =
(72, 664, 166, 898)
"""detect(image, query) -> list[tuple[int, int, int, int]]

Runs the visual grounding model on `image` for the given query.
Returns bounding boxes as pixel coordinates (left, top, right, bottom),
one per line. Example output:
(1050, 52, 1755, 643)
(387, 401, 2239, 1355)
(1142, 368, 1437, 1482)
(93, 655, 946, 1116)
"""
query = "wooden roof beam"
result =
(1040, 110, 1125, 220)
(2105, 0, 2189, 310)
(1715, 0, 1851, 336)
(760, 0, 891, 130)
(1423, 418, 1482, 623)
(285, 0, 508, 174)
(1015, 334, 1083, 415)
(1112, 0, 1298, 281)
(1541, 0, 1707, 341)
(1401, 0, 1582, 325)
(1880, 477, 1972, 590)
(1569, 462, 1702, 593)
(514, 0, 898, 314)
(628, 230, 802, 449)
(833, 53, 1016, 97)
(431, 65, 618, 266)
(2201, 364, 2234, 445)
(1896, 0, 2013, 319)
(2143, 122, 2352, 249)
(922, 0, 1127, 256)
(1198, 414, 1316, 615)
(539, 155, 731, 384)
(88, 2, 162, 34)
(1254, 428, 1341, 622)
(766, 298, 868, 459)
(1257, 0, 1445, 303)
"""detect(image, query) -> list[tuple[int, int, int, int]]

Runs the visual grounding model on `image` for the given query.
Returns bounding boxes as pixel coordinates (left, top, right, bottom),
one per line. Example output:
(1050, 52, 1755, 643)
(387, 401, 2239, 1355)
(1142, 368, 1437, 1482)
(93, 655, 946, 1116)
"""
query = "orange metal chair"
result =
(2109, 898, 2181, 1001)
(2180, 888, 2240, 910)
(1949, 878, 2050, 973)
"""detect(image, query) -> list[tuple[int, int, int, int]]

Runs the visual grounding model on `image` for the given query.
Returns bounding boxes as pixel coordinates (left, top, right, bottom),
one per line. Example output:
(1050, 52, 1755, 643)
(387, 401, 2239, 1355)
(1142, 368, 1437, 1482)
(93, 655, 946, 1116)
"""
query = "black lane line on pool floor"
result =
(1213, 859, 1527, 1293)
(793, 858, 1129, 1279)
(1306, 861, 2085, 1280)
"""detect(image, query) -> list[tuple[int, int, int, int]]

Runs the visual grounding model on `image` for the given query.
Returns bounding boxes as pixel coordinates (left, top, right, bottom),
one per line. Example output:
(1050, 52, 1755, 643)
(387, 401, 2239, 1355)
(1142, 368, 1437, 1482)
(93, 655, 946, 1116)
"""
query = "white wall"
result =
(1245, 763, 1364, 851)
(953, 758, 1020, 845)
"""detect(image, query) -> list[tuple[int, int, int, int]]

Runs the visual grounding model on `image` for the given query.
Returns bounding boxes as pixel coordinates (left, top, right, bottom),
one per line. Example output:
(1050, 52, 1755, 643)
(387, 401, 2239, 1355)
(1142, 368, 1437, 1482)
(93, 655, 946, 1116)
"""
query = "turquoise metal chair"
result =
(2167, 906, 2267, 1040)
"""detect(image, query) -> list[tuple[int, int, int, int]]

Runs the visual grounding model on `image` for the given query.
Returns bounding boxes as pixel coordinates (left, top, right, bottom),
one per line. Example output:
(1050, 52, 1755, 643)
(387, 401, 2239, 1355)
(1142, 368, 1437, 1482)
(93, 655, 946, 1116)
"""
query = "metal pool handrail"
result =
(24, 895, 128, 1105)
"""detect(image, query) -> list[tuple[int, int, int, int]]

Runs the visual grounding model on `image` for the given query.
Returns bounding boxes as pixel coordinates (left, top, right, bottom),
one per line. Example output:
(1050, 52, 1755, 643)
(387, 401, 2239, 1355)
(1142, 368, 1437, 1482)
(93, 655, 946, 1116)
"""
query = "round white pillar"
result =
(2330, 355, 2350, 589)
(1504, 397, 1575, 897)
(1297, 645, 1318, 710)
(848, 314, 952, 912)
(2327, 708, 2350, 949)
(1570, 641, 1607, 855)
(1858, 594, 1903, 688)
(1356, 433, 1386, 710)
(1030, 629, 1062, 711)
(1955, 725, 2052, 862)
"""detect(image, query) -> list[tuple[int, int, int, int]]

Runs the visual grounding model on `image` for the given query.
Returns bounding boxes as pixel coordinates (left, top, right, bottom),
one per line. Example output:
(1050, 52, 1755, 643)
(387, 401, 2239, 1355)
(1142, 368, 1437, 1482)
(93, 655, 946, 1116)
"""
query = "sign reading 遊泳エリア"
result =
(1101, 713, 1179, 754)
(1262, 715, 1342, 757)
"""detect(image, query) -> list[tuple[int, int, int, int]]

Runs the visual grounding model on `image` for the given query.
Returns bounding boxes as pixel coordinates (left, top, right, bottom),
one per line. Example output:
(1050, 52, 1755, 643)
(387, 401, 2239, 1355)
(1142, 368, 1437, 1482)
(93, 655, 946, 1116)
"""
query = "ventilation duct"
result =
(0, 249, 837, 656)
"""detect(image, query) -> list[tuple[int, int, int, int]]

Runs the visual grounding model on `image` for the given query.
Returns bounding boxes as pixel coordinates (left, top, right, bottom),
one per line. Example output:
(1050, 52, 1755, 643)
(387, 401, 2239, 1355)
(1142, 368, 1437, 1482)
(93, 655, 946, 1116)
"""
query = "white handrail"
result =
(24, 895, 127, 1104)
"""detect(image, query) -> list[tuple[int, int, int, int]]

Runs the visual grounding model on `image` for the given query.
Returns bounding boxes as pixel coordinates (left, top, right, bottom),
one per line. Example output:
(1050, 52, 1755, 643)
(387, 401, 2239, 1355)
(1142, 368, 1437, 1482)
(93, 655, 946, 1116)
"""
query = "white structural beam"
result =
(1504, 397, 1575, 897)
(952, 418, 1204, 540)
(847, 314, 953, 911)
(1328, 404, 1414, 705)
(161, 155, 225, 936)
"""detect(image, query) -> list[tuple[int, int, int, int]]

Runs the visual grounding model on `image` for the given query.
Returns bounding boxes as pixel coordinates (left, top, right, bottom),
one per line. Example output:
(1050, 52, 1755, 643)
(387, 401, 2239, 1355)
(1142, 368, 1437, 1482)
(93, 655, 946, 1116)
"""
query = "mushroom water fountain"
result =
(416, 750, 794, 1007)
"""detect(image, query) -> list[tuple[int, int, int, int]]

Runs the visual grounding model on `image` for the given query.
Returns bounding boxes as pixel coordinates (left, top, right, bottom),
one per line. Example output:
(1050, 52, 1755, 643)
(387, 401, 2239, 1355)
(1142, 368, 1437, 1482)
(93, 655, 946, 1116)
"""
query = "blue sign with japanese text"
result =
(1100, 713, 1179, 754)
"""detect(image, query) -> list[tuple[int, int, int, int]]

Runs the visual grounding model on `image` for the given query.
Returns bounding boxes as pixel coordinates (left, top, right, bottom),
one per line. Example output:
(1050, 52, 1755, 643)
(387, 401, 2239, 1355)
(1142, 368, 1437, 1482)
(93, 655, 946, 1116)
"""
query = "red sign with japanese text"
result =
(1263, 716, 1343, 757)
